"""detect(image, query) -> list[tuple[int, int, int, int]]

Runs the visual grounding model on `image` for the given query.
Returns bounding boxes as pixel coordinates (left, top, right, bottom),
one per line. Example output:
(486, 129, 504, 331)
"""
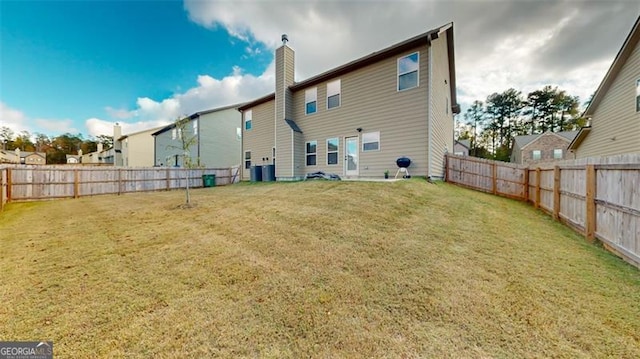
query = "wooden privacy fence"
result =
(0, 165, 240, 209)
(446, 154, 640, 268)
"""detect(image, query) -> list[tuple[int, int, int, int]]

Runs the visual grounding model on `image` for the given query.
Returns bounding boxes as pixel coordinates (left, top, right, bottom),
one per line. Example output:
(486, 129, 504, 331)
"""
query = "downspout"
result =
(291, 130, 294, 178)
(427, 40, 433, 180)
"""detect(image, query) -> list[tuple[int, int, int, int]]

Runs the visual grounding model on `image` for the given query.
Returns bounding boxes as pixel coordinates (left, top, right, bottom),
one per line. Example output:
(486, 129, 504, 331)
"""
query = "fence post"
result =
(534, 168, 541, 209)
(1, 168, 5, 211)
(166, 168, 170, 190)
(585, 164, 596, 242)
(74, 169, 79, 198)
(118, 169, 122, 195)
(523, 168, 529, 202)
(6, 167, 12, 203)
(492, 162, 497, 195)
(553, 166, 561, 220)
(445, 154, 449, 182)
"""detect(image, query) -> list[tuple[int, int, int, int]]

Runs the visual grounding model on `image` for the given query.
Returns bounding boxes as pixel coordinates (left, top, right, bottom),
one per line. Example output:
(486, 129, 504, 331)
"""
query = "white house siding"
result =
(429, 33, 455, 179)
(154, 122, 197, 167)
(242, 100, 275, 180)
(198, 108, 242, 168)
(576, 34, 640, 158)
(289, 44, 431, 178)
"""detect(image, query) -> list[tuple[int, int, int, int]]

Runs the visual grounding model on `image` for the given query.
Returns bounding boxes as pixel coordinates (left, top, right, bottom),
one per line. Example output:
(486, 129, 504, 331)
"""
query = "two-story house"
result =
(240, 23, 459, 181)
(152, 104, 242, 168)
(569, 16, 640, 157)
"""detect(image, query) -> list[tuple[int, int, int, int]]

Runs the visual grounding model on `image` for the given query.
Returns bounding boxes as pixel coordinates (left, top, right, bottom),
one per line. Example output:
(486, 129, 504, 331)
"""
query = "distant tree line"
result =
(459, 85, 590, 161)
(0, 127, 113, 164)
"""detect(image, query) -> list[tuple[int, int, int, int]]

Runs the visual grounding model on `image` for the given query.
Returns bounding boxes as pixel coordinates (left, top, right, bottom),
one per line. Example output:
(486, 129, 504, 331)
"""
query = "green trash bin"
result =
(202, 174, 216, 187)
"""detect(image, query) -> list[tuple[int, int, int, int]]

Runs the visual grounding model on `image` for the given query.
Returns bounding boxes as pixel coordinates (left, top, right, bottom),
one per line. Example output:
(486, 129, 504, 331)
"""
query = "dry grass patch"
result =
(1, 180, 639, 357)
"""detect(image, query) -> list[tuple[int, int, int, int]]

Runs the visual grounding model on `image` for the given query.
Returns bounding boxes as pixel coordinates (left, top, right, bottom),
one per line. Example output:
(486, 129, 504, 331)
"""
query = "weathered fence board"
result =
(0, 165, 240, 203)
(446, 154, 640, 269)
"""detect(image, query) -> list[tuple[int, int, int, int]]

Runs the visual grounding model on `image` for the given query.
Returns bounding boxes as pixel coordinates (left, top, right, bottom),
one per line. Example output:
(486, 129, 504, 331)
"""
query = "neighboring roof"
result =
(284, 119, 302, 133)
(513, 131, 579, 150)
(238, 93, 275, 111)
(118, 125, 165, 141)
(152, 102, 245, 136)
(239, 22, 459, 113)
(584, 16, 640, 117)
(455, 139, 470, 149)
(568, 127, 592, 150)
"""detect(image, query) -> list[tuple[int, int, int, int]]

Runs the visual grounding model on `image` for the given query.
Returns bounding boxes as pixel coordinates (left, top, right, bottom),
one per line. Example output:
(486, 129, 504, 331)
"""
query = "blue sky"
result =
(1, 1, 638, 138)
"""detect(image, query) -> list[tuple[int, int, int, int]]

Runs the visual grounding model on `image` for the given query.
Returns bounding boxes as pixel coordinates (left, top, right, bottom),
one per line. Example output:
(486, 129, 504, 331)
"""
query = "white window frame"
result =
(305, 88, 317, 115)
(306, 140, 317, 166)
(244, 110, 253, 131)
(244, 151, 251, 169)
(532, 150, 541, 160)
(553, 149, 563, 159)
(327, 79, 341, 110)
(397, 52, 419, 91)
(236, 127, 242, 141)
(193, 121, 198, 135)
(362, 131, 380, 152)
(327, 138, 339, 165)
(171, 128, 177, 140)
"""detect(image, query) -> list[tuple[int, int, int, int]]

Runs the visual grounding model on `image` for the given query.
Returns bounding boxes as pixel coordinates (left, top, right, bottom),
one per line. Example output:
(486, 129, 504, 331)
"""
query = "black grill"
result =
(396, 157, 411, 168)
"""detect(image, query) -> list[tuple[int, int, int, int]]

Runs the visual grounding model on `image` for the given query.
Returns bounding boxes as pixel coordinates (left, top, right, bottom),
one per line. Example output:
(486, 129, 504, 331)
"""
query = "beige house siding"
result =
(576, 30, 640, 158)
(121, 127, 160, 167)
(429, 33, 455, 178)
(242, 100, 275, 179)
(275, 45, 296, 179)
(289, 44, 430, 178)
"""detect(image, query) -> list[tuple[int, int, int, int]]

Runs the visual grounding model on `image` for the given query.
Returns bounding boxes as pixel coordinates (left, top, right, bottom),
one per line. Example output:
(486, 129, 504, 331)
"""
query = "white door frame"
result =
(344, 136, 359, 177)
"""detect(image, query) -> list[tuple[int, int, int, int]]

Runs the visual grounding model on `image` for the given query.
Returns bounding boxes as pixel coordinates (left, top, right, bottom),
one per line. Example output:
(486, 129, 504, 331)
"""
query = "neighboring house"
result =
(66, 154, 82, 164)
(118, 125, 164, 167)
(454, 139, 470, 156)
(152, 104, 242, 168)
(240, 23, 459, 180)
(19, 151, 47, 165)
(0, 150, 19, 164)
(569, 16, 640, 157)
(82, 143, 115, 165)
(511, 131, 579, 165)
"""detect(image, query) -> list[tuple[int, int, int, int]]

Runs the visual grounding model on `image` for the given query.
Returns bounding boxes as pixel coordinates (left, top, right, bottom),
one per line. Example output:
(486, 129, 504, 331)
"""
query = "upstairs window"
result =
(398, 52, 419, 91)
(306, 141, 317, 166)
(305, 88, 317, 115)
(362, 132, 380, 152)
(193, 121, 198, 135)
(236, 127, 242, 140)
(245, 110, 253, 130)
(327, 79, 341, 109)
(532, 150, 541, 160)
(172, 128, 177, 140)
(327, 138, 338, 165)
(636, 79, 640, 112)
(554, 149, 563, 159)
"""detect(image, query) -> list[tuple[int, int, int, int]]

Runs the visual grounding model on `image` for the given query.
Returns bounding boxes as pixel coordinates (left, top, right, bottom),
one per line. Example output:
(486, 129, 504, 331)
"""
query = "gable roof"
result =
(455, 139, 470, 149)
(151, 102, 245, 136)
(239, 22, 458, 113)
(118, 125, 165, 141)
(513, 131, 579, 150)
(584, 15, 640, 117)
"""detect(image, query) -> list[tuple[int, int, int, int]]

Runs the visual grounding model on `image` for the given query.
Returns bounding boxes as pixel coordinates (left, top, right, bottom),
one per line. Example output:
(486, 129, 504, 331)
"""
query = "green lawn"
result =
(1, 180, 639, 358)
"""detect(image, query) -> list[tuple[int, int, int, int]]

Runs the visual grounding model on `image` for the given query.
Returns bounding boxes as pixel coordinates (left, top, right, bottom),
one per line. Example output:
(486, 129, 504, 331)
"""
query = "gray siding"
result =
(275, 45, 296, 179)
(242, 100, 276, 179)
(198, 108, 242, 168)
(429, 34, 455, 178)
(576, 37, 640, 158)
(289, 44, 431, 178)
(154, 121, 198, 167)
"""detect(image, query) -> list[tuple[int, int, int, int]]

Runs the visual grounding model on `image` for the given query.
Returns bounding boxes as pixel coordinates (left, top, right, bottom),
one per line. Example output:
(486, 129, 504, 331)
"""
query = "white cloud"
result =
(0, 101, 79, 136)
(182, 0, 638, 113)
